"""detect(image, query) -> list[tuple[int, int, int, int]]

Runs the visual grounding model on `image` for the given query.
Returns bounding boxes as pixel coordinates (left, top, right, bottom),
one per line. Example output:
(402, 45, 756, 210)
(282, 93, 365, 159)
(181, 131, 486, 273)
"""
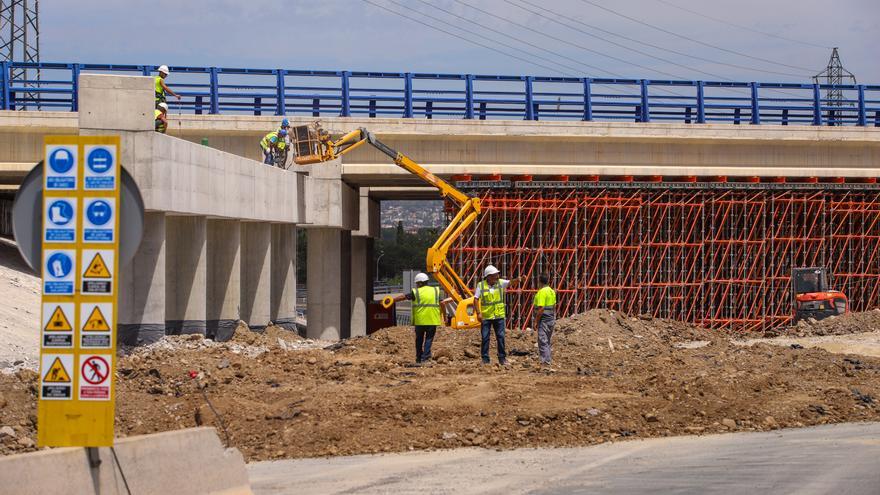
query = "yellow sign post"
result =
(38, 136, 120, 447)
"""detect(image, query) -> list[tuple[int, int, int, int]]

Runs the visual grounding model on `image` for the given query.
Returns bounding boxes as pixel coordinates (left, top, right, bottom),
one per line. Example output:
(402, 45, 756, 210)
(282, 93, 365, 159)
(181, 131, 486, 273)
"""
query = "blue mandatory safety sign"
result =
(46, 147, 77, 190)
(83, 199, 114, 242)
(44, 251, 74, 295)
(85, 147, 116, 190)
(45, 199, 76, 242)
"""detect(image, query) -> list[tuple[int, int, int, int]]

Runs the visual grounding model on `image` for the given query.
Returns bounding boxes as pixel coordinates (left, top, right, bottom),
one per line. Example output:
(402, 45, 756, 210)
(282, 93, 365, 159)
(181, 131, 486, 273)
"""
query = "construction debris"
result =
(1, 310, 880, 459)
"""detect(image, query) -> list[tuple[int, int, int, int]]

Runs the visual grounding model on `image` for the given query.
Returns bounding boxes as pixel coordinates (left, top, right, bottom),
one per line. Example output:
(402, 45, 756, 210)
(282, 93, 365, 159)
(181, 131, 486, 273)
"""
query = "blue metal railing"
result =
(2, 61, 879, 126)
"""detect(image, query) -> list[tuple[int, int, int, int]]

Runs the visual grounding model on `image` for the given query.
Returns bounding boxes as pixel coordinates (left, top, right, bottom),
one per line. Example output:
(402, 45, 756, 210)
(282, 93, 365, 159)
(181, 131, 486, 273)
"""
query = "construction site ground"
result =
(2, 305, 880, 459)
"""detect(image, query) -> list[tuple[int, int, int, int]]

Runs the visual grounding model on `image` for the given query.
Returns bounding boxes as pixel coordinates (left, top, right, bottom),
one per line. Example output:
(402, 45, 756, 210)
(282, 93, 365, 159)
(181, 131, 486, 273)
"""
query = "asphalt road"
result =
(248, 423, 880, 495)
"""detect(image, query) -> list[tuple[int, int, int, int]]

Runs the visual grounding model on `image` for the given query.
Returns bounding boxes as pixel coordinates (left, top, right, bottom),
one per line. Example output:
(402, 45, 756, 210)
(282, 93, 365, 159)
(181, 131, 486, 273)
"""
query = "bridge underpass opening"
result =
(448, 182, 880, 332)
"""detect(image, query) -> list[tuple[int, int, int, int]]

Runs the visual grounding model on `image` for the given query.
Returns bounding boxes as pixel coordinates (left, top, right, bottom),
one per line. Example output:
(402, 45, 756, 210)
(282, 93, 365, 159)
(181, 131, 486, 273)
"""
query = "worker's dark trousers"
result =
(537, 315, 555, 364)
(414, 325, 437, 363)
(480, 318, 506, 364)
(260, 147, 273, 165)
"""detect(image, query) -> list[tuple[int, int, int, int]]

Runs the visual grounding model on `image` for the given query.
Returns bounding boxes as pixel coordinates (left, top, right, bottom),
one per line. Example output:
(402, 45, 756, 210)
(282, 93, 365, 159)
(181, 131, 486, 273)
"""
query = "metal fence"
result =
(2, 61, 879, 126)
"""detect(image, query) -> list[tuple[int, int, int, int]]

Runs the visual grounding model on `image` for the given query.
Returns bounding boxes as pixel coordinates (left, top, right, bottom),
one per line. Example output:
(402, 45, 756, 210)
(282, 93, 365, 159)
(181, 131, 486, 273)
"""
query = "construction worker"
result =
(386, 273, 442, 364)
(154, 102, 168, 134)
(474, 265, 525, 365)
(533, 273, 557, 367)
(155, 65, 180, 107)
(259, 128, 288, 165)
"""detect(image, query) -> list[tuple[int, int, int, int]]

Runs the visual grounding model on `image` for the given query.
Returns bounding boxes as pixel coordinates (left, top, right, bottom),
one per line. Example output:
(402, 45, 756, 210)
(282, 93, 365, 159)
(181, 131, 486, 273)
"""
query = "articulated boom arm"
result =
(314, 126, 481, 329)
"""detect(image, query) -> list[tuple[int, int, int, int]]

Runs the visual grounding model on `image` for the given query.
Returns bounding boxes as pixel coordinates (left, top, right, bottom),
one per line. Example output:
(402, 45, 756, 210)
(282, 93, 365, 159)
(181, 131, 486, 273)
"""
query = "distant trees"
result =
(376, 224, 438, 283)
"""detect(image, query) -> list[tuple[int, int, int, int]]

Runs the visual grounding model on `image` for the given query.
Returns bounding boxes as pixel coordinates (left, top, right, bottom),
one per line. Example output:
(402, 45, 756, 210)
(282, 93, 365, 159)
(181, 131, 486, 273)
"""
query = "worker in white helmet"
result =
(154, 102, 168, 134)
(386, 272, 443, 364)
(474, 265, 525, 365)
(154, 65, 180, 107)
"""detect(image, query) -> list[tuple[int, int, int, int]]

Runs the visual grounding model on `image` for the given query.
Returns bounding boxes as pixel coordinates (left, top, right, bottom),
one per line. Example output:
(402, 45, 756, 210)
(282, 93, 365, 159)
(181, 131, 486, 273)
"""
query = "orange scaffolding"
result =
(448, 183, 880, 332)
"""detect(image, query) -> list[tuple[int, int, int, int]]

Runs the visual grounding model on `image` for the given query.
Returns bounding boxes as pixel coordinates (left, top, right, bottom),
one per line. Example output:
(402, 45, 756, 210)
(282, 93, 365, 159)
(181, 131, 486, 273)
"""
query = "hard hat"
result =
(281, 118, 290, 128)
(157, 65, 169, 74)
(157, 102, 168, 112)
(279, 128, 288, 137)
(414, 273, 429, 283)
(484, 265, 500, 278)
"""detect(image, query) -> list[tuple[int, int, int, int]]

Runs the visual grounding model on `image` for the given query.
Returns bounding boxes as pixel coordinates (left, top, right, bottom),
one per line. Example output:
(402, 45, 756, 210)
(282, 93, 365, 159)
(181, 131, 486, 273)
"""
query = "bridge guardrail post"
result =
(640, 79, 650, 123)
(582, 78, 592, 121)
(465, 74, 474, 119)
(341, 71, 351, 117)
(857, 85, 866, 127)
(404, 73, 413, 118)
(812, 83, 822, 126)
(750, 82, 760, 125)
(524, 76, 534, 121)
(0, 61, 9, 110)
(696, 81, 705, 124)
(209, 67, 219, 115)
(70, 63, 81, 111)
(275, 69, 286, 116)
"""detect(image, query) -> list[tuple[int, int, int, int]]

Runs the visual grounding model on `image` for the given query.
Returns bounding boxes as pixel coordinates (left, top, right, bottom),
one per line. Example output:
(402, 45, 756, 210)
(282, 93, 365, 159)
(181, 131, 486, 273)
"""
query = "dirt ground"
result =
(0, 239, 40, 372)
(2, 310, 879, 460)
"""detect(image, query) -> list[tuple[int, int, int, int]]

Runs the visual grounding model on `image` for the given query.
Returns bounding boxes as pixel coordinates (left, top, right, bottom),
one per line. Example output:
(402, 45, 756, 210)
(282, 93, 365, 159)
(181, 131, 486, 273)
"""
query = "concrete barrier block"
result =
(78, 74, 154, 132)
(0, 427, 252, 495)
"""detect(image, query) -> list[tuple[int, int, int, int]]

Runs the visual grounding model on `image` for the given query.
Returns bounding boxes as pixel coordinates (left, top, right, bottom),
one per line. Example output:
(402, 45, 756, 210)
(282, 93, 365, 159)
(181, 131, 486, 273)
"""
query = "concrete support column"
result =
(271, 224, 298, 332)
(350, 236, 374, 338)
(241, 222, 272, 331)
(207, 219, 241, 341)
(118, 211, 166, 345)
(165, 216, 207, 335)
(307, 228, 351, 340)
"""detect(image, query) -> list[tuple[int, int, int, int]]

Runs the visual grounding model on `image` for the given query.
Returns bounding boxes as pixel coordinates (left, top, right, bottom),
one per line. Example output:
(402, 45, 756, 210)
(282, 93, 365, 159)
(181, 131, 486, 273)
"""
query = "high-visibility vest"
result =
(534, 286, 557, 316)
(478, 280, 505, 320)
(412, 285, 442, 326)
(260, 131, 279, 150)
(154, 76, 165, 102)
(154, 109, 166, 132)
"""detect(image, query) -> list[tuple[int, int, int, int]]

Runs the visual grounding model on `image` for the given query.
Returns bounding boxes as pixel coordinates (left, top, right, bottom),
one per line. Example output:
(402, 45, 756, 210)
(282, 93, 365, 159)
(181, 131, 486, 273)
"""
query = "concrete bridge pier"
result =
(165, 215, 208, 335)
(241, 222, 272, 331)
(206, 219, 241, 341)
(270, 224, 298, 331)
(350, 189, 380, 338)
(118, 211, 167, 345)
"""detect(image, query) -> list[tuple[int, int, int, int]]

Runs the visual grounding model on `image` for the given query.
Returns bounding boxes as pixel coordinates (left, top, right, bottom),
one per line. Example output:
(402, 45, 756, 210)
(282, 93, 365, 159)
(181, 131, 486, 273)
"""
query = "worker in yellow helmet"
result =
(533, 273, 557, 368)
(386, 273, 443, 364)
(474, 265, 525, 365)
(154, 102, 168, 134)
(155, 65, 180, 107)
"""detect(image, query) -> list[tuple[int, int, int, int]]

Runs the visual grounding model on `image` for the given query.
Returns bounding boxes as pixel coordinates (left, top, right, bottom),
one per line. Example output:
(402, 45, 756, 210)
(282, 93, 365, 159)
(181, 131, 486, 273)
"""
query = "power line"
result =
(577, 0, 815, 75)
(509, 0, 808, 80)
(360, 0, 578, 77)
(654, 0, 832, 50)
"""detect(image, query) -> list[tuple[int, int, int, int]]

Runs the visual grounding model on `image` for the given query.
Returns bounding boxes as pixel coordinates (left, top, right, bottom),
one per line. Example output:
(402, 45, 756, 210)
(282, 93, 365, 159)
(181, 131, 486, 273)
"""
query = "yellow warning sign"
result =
(44, 306, 72, 332)
(82, 306, 110, 332)
(83, 252, 111, 278)
(43, 357, 71, 383)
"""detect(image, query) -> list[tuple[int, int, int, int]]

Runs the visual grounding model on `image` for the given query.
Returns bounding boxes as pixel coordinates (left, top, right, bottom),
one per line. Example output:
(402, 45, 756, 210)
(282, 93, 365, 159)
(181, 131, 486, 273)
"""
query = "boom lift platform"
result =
(293, 123, 481, 329)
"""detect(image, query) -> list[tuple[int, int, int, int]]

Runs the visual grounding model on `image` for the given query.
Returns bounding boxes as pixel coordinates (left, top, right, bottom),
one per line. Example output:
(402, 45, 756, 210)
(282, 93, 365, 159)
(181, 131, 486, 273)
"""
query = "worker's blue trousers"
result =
(480, 318, 506, 364)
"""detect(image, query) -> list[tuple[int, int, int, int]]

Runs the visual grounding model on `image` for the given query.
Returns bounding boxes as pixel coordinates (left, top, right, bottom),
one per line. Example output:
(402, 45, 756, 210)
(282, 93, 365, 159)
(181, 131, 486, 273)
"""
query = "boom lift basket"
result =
(292, 125, 325, 165)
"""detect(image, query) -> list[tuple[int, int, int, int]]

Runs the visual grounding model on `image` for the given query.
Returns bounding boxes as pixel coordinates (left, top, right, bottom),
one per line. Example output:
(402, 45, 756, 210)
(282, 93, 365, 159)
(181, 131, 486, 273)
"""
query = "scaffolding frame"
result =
(450, 184, 880, 331)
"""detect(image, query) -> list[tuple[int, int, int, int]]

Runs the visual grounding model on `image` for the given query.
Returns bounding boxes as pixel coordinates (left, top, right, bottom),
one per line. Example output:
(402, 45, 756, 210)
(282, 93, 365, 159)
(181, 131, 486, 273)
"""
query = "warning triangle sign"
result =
(44, 306, 72, 332)
(84, 253, 111, 278)
(83, 306, 111, 332)
(44, 357, 71, 383)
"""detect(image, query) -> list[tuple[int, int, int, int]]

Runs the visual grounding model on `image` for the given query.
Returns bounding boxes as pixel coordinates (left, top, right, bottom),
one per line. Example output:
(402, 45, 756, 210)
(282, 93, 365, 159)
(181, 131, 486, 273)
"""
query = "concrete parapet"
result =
(78, 74, 154, 132)
(0, 428, 252, 495)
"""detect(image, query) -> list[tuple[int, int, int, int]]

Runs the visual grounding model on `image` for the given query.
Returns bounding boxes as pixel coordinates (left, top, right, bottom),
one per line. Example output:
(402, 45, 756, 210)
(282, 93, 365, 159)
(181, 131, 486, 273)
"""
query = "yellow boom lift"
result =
(292, 123, 481, 329)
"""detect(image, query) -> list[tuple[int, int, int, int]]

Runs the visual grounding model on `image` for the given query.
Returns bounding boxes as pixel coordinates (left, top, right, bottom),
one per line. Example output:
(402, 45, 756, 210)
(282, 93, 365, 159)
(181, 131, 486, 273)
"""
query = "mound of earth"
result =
(1, 310, 878, 460)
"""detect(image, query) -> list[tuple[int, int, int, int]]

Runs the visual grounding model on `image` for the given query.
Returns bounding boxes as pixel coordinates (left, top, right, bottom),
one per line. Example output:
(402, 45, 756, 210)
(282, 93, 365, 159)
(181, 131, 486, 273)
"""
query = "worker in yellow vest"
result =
(259, 129, 288, 165)
(386, 273, 442, 364)
(474, 265, 525, 365)
(154, 102, 168, 134)
(533, 273, 557, 367)
(154, 65, 180, 107)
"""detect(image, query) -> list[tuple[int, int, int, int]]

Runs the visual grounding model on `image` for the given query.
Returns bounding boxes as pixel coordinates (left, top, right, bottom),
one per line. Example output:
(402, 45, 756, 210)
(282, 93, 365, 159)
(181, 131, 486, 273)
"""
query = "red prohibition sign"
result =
(81, 356, 109, 385)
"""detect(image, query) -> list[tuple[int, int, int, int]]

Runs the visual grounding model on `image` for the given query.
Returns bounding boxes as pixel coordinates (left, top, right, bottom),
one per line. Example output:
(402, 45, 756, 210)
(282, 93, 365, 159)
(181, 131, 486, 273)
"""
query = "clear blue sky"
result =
(42, 0, 879, 82)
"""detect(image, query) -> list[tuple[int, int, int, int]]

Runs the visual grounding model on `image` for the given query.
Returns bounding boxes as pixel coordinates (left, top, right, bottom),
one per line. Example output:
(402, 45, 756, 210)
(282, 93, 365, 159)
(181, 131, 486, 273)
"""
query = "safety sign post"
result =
(37, 136, 120, 447)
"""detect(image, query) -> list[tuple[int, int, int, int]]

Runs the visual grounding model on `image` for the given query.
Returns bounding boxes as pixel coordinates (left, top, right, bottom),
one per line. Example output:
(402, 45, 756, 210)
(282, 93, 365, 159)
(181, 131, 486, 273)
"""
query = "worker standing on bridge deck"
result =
(533, 273, 557, 368)
(260, 129, 287, 165)
(154, 65, 180, 107)
(475, 265, 525, 366)
(386, 273, 442, 364)
(154, 102, 168, 134)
